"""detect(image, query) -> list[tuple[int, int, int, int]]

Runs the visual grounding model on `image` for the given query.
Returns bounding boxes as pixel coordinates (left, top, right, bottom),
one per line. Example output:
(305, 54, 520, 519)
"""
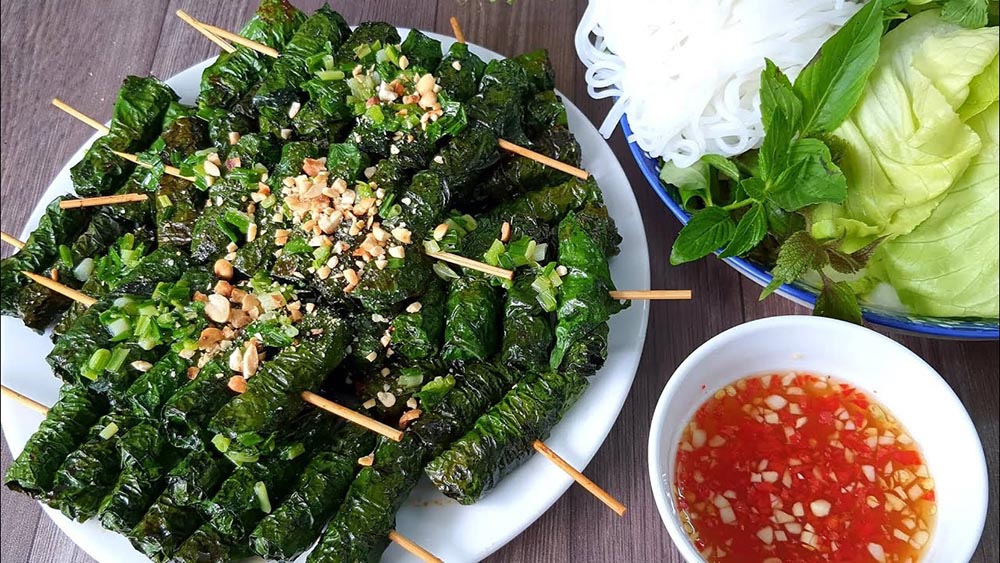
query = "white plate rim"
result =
(0, 30, 651, 563)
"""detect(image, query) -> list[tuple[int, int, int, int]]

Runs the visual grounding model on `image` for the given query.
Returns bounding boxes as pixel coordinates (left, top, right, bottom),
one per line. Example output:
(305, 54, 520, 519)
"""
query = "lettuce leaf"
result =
(810, 11, 997, 252)
(868, 102, 998, 317)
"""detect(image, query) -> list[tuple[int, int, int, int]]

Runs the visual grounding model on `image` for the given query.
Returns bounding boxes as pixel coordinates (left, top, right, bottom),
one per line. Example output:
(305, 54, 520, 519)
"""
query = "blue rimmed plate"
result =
(620, 115, 999, 340)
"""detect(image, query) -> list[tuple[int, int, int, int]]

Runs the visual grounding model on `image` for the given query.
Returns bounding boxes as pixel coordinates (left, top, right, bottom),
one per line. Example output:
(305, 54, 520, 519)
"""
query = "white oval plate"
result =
(1, 31, 650, 563)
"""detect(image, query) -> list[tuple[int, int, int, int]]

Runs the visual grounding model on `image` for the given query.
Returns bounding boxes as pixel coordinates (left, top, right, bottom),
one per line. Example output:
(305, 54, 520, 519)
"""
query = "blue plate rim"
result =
(619, 114, 1000, 340)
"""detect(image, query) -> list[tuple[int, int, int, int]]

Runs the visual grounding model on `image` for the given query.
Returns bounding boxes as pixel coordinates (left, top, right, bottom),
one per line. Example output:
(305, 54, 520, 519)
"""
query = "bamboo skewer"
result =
(388, 530, 444, 563)
(497, 139, 589, 180)
(532, 440, 626, 516)
(428, 251, 515, 281)
(301, 391, 404, 442)
(110, 151, 196, 182)
(449, 16, 465, 45)
(196, 20, 280, 58)
(176, 9, 236, 53)
(60, 193, 149, 209)
(1, 231, 25, 250)
(609, 290, 692, 300)
(52, 99, 110, 135)
(21, 271, 97, 307)
(1, 385, 49, 415)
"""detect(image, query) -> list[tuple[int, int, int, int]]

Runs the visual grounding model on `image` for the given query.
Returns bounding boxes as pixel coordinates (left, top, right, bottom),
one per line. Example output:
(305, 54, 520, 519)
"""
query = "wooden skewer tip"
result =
(301, 391, 404, 442)
(428, 251, 515, 281)
(60, 193, 149, 209)
(51, 98, 110, 134)
(198, 22, 279, 58)
(1, 231, 25, 250)
(175, 10, 237, 53)
(21, 271, 97, 307)
(388, 530, 443, 563)
(532, 440, 626, 516)
(497, 139, 590, 180)
(1, 385, 49, 415)
(609, 290, 692, 301)
(449, 16, 466, 44)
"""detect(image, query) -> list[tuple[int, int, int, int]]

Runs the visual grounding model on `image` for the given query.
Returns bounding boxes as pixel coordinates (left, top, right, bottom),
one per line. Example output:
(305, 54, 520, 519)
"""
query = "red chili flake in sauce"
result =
(673, 373, 935, 563)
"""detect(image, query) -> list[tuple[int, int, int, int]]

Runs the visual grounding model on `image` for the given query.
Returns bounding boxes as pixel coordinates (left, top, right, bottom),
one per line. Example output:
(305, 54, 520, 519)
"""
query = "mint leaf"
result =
(758, 110, 794, 180)
(793, 0, 883, 134)
(742, 177, 766, 200)
(659, 159, 714, 211)
(760, 231, 829, 298)
(760, 59, 802, 131)
(720, 202, 767, 258)
(765, 138, 847, 211)
(702, 154, 742, 182)
(814, 278, 863, 324)
(941, 0, 989, 28)
(670, 207, 736, 265)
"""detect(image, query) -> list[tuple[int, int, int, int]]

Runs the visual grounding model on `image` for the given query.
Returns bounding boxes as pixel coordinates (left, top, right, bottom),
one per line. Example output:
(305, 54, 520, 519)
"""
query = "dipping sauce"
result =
(673, 373, 935, 562)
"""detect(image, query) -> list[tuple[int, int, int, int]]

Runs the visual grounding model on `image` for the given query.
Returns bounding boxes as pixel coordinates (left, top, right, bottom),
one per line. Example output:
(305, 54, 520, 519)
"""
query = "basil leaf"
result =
(758, 110, 794, 181)
(742, 177, 766, 200)
(814, 278, 863, 325)
(701, 154, 742, 182)
(760, 231, 829, 298)
(759, 59, 802, 131)
(720, 202, 768, 258)
(765, 138, 847, 211)
(793, 0, 883, 134)
(669, 207, 736, 265)
(940, 0, 990, 28)
(659, 159, 714, 211)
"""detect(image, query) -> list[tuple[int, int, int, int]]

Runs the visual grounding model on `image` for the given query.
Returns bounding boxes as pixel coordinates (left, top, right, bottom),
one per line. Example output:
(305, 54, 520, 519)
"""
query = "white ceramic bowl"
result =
(648, 316, 989, 563)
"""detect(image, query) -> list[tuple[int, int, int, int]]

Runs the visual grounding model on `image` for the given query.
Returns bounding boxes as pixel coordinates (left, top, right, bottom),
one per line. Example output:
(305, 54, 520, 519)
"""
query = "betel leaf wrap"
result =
(467, 86, 529, 147)
(390, 280, 446, 361)
(123, 352, 193, 419)
(128, 448, 233, 560)
(109, 248, 192, 298)
(46, 300, 113, 383)
(425, 369, 588, 504)
(441, 277, 502, 362)
(305, 435, 425, 563)
(408, 362, 516, 457)
(4, 385, 106, 497)
(336, 21, 401, 61)
(471, 126, 582, 211)
(228, 132, 282, 169)
(70, 76, 178, 197)
(156, 117, 210, 248)
(162, 360, 234, 450)
(550, 205, 624, 370)
(250, 424, 375, 561)
(1, 196, 90, 325)
(524, 90, 568, 137)
(435, 42, 486, 103)
(512, 49, 556, 94)
(197, 0, 304, 110)
(501, 273, 554, 370)
(49, 413, 135, 521)
(174, 411, 341, 562)
(487, 176, 604, 226)
(426, 124, 500, 202)
(560, 322, 610, 378)
(209, 315, 350, 449)
(400, 29, 443, 71)
(310, 362, 515, 563)
(166, 526, 233, 563)
(353, 249, 435, 314)
(98, 422, 182, 533)
(382, 170, 450, 238)
(255, 6, 350, 135)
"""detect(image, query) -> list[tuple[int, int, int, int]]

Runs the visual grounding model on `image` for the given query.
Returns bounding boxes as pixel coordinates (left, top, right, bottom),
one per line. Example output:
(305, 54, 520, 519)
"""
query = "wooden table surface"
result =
(0, 1, 996, 562)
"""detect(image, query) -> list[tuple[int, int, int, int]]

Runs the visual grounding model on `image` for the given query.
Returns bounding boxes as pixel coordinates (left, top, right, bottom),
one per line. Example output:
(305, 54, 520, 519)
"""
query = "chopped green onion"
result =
(316, 69, 345, 81)
(226, 450, 259, 465)
(396, 370, 424, 390)
(98, 422, 120, 440)
(423, 239, 441, 254)
(237, 432, 265, 447)
(73, 257, 94, 282)
(532, 243, 548, 262)
(433, 262, 459, 280)
(157, 194, 173, 207)
(254, 481, 272, 514)
(106, 347, 130, 373)
(260, 193, 278, 209)
(484, 239, 506, 267)
(88, 348, 112, 372)
(282, 442, 306, 460)
(113, 296, 134, 309)
(212, 434, 231, 453)
(224, 209, 252, 234)
(58, 245, 74, 269)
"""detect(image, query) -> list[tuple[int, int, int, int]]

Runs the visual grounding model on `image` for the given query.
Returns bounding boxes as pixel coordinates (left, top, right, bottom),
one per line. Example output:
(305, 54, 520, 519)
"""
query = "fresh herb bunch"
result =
(663, 0, 887, 324)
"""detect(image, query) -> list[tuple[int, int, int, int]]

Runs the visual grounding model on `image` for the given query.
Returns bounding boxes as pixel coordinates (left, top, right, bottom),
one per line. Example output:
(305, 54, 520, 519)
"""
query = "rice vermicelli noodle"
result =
(575, 0, 860, 167)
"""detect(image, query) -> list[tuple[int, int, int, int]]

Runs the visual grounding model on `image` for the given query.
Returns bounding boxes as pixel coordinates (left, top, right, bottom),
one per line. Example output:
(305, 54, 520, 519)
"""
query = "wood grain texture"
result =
(1, 1, 996, 562)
